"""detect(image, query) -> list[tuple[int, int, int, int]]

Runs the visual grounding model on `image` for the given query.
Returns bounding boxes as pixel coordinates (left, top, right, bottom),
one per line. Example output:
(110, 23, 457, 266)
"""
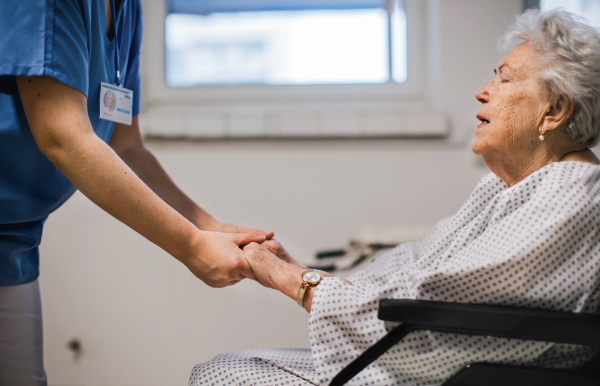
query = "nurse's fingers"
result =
(231, 232, 266, 247)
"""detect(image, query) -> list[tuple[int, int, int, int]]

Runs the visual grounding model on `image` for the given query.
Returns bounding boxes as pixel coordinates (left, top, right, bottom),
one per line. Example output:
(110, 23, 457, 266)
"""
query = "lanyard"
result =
(109, 0, 124, 85)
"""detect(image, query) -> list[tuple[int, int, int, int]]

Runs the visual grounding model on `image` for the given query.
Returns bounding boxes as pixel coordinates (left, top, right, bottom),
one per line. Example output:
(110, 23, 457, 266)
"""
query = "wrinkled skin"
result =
(242, 242, 316, 311)
(260, 239, 305, 267)
(472, 42, 596, 186)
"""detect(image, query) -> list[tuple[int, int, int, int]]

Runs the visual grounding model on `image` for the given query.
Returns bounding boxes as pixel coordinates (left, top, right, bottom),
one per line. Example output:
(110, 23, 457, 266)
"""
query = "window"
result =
(540, 0, 600, 27)
(141, 0, 438, 139)
(165, 0, 407, 87)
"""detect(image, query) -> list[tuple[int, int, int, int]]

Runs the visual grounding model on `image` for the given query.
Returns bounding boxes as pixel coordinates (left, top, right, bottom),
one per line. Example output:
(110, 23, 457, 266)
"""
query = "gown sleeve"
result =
(308, 165, 600, 385)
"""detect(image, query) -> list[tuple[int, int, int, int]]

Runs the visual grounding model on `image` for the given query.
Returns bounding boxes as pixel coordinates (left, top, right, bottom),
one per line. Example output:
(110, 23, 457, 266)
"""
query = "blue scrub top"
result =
(0, 0, 142, 285)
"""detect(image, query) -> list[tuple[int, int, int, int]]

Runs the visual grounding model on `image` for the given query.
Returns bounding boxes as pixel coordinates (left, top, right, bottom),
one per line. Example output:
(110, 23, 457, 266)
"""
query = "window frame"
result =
(142, 0, 427, 107)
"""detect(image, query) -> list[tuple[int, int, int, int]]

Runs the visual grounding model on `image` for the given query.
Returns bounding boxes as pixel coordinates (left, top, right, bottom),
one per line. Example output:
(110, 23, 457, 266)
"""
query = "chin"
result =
(471, 137, 484, 155)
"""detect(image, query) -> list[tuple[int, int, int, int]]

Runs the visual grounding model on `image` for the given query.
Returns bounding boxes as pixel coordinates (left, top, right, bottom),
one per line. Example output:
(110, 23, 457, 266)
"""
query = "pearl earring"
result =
(539, 130, 546, 141)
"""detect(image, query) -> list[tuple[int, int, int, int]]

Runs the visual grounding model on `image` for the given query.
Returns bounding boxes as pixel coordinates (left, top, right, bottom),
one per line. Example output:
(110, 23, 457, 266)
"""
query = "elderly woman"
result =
(190, 9, 600, 386)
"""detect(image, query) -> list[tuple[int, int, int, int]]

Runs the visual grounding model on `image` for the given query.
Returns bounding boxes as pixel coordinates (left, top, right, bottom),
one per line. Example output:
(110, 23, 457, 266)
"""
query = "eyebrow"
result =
(494, 63, 507, 75)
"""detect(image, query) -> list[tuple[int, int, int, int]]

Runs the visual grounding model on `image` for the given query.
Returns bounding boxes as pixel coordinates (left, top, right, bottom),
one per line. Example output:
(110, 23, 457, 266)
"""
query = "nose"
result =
(475, 81, 491, 104)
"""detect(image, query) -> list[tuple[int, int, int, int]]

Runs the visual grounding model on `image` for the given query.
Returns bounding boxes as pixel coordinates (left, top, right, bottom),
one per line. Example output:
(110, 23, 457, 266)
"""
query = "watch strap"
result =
(297, 282, 309, 307)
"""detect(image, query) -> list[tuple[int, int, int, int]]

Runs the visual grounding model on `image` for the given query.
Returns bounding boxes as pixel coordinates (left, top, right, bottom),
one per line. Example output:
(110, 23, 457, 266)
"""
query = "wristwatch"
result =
(296, 270, 322, 307)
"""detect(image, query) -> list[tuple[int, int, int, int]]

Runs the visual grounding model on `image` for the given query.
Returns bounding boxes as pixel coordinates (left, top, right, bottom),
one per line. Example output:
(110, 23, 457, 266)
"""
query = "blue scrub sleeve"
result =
(0, 0, 89, 96)
(123, 2, 142, 116)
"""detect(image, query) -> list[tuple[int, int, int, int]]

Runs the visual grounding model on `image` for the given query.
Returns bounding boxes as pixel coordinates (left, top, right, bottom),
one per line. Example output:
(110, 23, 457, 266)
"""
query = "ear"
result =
(541, 94, 574, 134)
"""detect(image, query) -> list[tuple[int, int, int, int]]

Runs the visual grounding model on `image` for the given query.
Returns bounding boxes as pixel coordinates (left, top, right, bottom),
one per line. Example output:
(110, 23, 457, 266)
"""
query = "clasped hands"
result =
(181, 223, 307, 289)
(181, 222, 342, 311)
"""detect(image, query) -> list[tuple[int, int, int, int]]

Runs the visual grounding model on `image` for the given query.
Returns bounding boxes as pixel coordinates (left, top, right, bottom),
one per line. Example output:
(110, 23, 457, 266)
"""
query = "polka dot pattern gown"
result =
(190, 162, 600, 386)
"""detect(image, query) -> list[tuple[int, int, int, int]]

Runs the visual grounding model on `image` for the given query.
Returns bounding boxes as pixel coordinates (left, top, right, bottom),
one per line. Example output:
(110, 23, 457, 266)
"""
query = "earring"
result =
(539, 130, 546, 141)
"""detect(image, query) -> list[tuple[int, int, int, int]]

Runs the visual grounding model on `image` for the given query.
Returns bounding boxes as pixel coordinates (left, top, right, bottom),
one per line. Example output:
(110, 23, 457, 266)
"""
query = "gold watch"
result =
(296, 270, 322, 307)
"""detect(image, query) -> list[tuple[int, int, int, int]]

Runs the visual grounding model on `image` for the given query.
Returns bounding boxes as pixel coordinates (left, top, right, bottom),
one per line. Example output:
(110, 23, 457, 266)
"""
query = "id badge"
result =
(99, 82, 133, 125)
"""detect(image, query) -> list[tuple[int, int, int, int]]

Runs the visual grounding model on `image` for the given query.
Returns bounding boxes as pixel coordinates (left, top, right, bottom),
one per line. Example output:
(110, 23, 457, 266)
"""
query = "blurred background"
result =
(40, 0, 600, 385)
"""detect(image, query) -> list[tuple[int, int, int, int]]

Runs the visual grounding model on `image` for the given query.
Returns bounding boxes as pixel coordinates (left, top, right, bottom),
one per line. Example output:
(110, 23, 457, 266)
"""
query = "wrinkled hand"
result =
(206, 220, 275, 240)
(182, 231, 265, 288)
(260, 239, 305, 268)
(242, 242, 292, 290)
(243, 242, 342, 312)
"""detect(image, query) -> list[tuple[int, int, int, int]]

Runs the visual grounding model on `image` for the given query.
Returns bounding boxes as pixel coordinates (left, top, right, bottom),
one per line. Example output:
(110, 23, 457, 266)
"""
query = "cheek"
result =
(496, 88, 541, 132)
(494, 91, 522, 125)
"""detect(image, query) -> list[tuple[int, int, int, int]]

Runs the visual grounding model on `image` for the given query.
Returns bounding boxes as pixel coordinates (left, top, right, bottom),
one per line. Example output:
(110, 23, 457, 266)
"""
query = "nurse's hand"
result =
(183, 230, 264, 288)
(205, 220, 275, 240)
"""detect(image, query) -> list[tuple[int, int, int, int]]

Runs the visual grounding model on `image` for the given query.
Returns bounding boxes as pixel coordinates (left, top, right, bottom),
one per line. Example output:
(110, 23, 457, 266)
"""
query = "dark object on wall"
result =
(67, 338, 82, 361)
(330, 299, 600, 386)
(523, 0, 540, 11)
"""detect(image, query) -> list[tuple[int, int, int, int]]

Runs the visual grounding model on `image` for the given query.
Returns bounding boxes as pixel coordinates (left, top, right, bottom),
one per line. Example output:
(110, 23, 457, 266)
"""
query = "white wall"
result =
(40, 1, 523, 385)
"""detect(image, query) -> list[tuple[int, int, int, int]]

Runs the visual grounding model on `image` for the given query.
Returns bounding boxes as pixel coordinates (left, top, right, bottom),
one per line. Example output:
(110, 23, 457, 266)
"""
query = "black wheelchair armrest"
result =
(330, 299, 600, 386)
(378, 299, 600, 347)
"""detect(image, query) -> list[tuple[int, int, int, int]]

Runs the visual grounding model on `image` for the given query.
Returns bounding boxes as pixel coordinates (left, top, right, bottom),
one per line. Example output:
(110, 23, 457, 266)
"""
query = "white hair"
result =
(498, 9, 600, 147)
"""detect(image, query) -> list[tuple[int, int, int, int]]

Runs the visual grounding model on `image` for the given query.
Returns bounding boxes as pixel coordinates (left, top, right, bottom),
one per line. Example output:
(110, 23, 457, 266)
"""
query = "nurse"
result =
(0, 0, 271, 384)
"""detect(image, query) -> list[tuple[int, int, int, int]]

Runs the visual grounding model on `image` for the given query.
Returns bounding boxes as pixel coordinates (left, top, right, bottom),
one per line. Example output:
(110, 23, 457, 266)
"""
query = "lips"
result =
(476, 114, 490, 127)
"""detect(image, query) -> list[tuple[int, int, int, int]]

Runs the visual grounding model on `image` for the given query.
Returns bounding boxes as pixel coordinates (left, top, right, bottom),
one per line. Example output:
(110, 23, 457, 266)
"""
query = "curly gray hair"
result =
(498, 9, 600, 147)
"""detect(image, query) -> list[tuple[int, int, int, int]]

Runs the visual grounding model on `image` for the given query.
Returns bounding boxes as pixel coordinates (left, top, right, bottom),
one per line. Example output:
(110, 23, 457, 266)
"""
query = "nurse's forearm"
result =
(57, 135, 198, 258)
(108, 117, 273, 239)
(114, 144, 218, 230)
(16, 76, 197, 261)
(17, 76, 267, 287)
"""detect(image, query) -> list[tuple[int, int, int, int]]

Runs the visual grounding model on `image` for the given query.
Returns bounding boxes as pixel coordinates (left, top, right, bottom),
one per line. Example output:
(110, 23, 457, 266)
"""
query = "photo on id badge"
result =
(100, 82, 133, 125)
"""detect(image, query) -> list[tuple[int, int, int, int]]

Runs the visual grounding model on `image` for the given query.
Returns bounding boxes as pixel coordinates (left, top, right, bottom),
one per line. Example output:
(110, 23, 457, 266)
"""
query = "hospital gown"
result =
(190, 161, 600, 386)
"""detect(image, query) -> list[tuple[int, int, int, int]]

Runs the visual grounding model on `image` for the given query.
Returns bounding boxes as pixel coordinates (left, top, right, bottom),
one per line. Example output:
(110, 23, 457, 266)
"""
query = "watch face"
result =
(303, 271, 321, 285)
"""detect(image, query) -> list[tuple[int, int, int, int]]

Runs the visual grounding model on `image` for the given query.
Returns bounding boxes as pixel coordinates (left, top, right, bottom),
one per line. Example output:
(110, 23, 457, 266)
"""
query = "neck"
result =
(560, 148, 600, 164)
(483, 139, 597, 187)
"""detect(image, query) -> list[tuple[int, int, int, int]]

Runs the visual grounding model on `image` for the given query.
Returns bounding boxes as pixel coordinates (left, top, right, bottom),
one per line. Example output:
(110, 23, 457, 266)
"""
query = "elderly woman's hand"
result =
(241, 242, 287, 290)
(243, 242, 310, 296)
(242, 243, 346, 312)
(260, 239, 306, 268)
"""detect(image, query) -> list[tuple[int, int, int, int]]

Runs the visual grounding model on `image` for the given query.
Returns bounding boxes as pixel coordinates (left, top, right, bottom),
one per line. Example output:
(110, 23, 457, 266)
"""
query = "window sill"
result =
(140, 106, 448, 140)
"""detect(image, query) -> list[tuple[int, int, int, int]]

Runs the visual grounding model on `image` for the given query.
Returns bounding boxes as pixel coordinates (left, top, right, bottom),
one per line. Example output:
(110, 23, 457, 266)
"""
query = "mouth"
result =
(476, 114, 490, 128)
